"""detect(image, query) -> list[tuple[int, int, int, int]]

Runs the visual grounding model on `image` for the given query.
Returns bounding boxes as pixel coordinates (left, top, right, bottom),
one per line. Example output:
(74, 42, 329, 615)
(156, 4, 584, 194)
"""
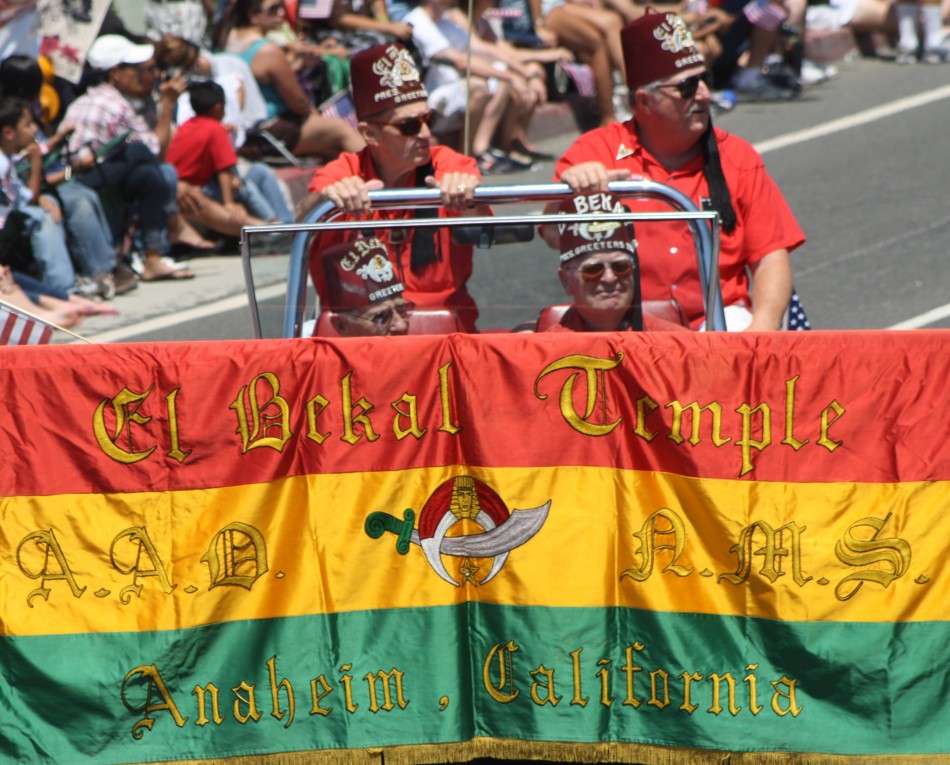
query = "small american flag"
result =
(318, 89, 359, 130)
(559, 62, 596, 98)
(743, 0, 788, 31)
(0, 301, 54, 345)
(482, 7, 523, 18)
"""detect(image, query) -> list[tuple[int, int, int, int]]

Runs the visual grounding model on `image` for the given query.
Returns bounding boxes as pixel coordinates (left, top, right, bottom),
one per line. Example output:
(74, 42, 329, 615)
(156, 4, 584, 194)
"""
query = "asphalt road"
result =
(67, 54, 950, 344)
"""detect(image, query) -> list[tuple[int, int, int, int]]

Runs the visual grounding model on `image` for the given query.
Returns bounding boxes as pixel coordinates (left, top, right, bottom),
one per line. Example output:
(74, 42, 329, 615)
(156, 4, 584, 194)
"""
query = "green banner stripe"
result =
(2, 604, 947, 763)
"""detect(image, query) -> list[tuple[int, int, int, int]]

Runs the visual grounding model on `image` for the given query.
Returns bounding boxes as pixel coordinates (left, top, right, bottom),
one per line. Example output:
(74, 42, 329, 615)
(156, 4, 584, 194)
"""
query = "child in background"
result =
(0, 97, 82, 296)
(166, 79, 294, 237)
(0, 54, 129, 299)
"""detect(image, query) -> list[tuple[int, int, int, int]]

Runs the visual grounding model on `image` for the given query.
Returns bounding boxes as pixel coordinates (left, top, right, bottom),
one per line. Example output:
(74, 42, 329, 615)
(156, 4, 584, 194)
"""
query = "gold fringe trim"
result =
(133, 739, 950, 765)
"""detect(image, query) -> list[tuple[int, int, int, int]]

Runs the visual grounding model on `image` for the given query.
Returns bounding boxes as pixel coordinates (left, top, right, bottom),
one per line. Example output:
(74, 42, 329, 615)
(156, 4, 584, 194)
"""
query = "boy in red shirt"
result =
(166, 80, 293, 239)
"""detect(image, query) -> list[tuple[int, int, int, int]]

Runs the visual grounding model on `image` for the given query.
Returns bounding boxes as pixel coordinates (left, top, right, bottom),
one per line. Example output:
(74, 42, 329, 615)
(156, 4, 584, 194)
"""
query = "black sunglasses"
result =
(370, 111, 434, 137)
(655, 71, 712, 99)
(260, 2, 285, 15)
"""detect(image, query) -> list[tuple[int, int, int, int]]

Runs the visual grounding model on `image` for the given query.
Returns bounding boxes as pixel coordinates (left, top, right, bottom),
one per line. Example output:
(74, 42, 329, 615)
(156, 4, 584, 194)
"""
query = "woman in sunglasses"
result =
(547, 192, 688, 333)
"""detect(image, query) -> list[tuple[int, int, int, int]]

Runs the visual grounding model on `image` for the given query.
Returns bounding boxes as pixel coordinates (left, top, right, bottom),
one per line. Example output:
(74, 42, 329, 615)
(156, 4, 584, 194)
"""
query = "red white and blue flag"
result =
(0, 301, 54, 345)
(318, 89, 359, 130)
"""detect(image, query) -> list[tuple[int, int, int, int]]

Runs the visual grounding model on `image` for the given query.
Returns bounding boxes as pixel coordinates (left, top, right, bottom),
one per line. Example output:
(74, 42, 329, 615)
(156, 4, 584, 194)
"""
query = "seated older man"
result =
(547, 192, 688, 333)
(320, 237, 412, 337)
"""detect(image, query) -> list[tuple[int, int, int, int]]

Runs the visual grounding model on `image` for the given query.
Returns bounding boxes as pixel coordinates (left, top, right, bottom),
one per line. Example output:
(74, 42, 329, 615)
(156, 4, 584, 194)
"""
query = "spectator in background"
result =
(154, 33, 269, 150)
(153, 38, 294, 223)
(405, 0, 526, 172)
(527, 0, 628, 124)
(893, 0, 948, 61)
(215, 0, 365, 158)
(311, 0, 415, 52)
(166, 80, 276, 239)
(0, 264, 115, 329)
(0, 96, 77, 295)
(711, 0, 800, 99)
(319, 237, 412, 336)
(0, 54, 127, 298)
(548, 12, 805, 331)
(297, 44, 486, 332)
(451, 1, 571, 162)
(145, 0, 216, 47)
(63, 35, 208, 281)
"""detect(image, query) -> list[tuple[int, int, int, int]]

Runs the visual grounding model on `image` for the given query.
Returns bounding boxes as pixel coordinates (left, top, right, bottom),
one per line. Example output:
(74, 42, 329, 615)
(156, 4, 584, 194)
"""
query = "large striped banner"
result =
(2, 331, 949, 764)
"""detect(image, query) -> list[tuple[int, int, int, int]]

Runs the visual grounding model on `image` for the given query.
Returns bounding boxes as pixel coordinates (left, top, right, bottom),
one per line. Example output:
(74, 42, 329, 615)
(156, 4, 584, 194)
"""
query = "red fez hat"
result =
(621, 10, 705, 92)
(321, 237, 405, 311)
(350, 43, 428, 120)
(557, 193, 638, 264)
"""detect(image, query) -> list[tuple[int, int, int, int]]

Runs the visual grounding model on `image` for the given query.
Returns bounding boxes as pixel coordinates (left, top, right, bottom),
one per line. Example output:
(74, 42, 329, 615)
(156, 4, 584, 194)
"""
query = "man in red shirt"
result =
(546, 192, 689, 333)
(298, 43, 487, 333)
(547, 11, 805, 331)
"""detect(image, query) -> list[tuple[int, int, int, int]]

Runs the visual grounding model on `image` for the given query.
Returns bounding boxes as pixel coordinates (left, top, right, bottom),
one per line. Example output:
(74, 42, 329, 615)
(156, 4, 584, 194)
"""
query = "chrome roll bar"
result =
(240, 180, 725, 338)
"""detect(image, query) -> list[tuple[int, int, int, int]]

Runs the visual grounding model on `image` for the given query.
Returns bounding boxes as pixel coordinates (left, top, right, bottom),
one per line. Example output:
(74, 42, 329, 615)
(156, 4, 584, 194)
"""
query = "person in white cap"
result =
(62, 34, 217, 281)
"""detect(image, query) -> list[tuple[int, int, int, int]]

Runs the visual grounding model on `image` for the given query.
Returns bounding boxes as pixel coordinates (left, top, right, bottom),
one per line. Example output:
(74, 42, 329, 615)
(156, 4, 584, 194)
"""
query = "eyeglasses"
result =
(577, 260, 635, 282)
(654, 71, 712, 99)
(355, 301, 415, 330)
(260, 2, 285, 15)
(369, 111, 434, 137)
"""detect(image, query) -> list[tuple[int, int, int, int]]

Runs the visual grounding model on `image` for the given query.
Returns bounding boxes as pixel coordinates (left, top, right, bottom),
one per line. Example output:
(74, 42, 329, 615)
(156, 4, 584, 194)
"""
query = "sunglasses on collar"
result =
(654, 70, 712, 99)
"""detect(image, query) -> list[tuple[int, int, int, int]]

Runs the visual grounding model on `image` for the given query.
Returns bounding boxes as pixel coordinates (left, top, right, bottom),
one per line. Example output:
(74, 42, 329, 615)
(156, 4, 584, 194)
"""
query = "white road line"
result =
(888, 303, 950, 330)
(83, 283, 287, 343)
(754, 84, 950, 155)
(754, 84, 950, 331)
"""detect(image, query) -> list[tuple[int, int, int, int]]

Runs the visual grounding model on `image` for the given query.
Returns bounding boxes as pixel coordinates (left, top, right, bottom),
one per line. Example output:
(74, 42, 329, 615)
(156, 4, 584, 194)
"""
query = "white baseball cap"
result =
(86, 35, 155, 71)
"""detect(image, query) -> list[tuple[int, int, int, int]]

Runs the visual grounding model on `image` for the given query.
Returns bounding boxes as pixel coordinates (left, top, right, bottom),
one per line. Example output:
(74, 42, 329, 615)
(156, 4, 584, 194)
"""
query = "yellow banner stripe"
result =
(2, 466, 946, 637)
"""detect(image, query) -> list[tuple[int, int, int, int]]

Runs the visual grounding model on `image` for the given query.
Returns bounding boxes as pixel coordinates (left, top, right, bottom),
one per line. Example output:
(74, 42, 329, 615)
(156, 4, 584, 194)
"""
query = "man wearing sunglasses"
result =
(320, 237, 412, 337)
(548, 12, 805, 332)
(548, 192, 689, 333)
(299, 43, 488, 333)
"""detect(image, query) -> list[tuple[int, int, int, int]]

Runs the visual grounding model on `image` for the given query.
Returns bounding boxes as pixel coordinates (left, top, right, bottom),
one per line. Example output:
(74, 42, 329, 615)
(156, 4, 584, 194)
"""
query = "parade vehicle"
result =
(240, 180, 727, 338)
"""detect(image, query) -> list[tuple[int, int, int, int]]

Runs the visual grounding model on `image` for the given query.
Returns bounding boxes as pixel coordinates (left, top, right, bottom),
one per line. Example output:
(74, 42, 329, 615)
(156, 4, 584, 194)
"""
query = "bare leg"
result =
(296, 113, 365, 158)
(544, 7, 617, 124)
(183, 198, 269, 239)
(0, 266, 85, 327)
(495, 73, 539, 153)
(166, 212, 218, 250)
(471, 79, 511, 157)
(580, 4, 627, 74)
(462, 78, 491, 156)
